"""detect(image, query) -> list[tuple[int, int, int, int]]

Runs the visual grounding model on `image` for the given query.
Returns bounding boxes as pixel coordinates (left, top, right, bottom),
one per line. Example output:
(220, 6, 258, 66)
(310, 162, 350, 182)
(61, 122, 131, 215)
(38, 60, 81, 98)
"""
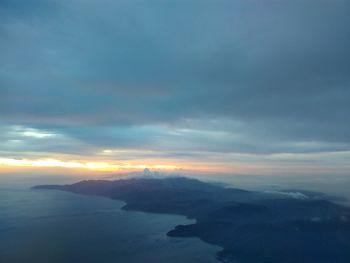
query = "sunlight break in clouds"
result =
(13, 126, 57, 139)
(0, 158, 179, 172)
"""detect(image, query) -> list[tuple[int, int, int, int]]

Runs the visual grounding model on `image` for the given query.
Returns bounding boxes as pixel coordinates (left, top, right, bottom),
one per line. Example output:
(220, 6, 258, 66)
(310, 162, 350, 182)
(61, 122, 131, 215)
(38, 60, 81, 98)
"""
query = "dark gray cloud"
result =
(1, 0, 350, 160)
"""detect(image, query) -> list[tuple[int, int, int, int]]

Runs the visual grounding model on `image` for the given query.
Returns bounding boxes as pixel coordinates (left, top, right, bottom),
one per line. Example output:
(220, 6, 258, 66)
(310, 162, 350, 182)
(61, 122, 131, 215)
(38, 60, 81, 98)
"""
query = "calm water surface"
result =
(0, 188, 220, 263)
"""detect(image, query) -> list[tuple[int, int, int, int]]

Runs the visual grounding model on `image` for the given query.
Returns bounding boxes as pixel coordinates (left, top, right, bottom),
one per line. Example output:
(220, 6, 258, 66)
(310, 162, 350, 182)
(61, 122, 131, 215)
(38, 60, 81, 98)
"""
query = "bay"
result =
(0, 188, 220, 263)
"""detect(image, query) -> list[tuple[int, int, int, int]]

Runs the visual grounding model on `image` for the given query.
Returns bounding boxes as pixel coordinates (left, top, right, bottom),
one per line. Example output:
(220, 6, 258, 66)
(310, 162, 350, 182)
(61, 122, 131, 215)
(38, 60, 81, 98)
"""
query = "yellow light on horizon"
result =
(0, 157, 179, 172)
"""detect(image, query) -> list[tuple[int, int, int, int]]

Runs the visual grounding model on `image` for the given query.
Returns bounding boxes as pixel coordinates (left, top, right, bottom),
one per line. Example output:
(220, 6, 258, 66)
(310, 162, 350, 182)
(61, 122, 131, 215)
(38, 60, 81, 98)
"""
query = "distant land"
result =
(33, 177, 350, 263)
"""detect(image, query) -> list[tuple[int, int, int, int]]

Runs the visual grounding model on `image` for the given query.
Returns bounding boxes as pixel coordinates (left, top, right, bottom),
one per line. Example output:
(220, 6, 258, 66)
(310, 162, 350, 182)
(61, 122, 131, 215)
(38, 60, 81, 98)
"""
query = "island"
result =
(33, 177, 350, 263)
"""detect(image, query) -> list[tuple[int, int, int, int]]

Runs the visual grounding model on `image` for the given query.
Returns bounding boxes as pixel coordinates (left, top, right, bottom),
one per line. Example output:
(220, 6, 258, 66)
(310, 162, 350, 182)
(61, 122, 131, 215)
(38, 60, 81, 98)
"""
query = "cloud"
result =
(1, 0, 350, 173)
(264, 190, 309, 200)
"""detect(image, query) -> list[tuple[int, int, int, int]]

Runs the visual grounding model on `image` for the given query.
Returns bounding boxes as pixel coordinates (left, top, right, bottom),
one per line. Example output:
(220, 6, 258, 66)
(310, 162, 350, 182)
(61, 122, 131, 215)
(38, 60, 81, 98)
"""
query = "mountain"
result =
(33, 177, 350, 263)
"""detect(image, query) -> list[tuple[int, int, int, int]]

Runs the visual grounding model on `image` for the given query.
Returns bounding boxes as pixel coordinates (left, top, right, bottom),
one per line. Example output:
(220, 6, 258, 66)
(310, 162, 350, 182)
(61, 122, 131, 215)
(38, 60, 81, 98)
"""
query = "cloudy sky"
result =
(1, 0, 350, 175)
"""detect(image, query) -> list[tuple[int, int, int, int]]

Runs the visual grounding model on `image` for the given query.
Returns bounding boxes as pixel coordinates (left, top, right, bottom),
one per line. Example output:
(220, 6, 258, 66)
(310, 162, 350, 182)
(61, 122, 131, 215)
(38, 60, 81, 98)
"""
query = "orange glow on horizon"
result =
(4, 156, 330, 176)
(0, 157, 181, 172)
(0, 156, 341, 177)
(0, 156, 248, 175)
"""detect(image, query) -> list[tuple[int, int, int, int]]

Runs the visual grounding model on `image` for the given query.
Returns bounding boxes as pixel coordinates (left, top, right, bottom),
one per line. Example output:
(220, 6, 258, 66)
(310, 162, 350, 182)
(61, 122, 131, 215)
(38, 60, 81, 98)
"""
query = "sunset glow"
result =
(0, 158, 180, 172)
(0, 0, 349, 179)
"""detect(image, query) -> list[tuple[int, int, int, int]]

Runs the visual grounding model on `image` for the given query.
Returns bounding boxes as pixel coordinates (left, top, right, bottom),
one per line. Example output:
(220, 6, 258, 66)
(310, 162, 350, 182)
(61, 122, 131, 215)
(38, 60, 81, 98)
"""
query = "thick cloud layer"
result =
(1, 0, 350, 172)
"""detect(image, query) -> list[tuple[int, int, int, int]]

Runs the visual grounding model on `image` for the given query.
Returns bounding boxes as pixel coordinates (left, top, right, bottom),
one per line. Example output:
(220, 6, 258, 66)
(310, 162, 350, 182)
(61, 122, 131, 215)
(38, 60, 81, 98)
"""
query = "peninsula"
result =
(33, 177, 350, 263)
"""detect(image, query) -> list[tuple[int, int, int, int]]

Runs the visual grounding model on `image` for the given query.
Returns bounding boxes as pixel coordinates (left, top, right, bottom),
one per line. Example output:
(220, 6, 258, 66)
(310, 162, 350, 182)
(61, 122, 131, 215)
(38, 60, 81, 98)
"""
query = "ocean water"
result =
(0, 188, 220, 263)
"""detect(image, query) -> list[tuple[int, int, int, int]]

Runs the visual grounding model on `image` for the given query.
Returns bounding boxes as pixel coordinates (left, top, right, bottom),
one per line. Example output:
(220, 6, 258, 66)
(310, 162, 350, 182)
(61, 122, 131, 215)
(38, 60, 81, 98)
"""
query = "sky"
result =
(1, 0, 350, 177)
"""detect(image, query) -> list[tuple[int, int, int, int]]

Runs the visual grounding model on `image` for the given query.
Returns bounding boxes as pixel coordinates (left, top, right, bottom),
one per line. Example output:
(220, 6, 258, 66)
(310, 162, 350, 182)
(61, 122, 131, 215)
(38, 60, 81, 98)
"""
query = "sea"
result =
(1, 171, 349, 263)
(0, 178, 220, 263)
